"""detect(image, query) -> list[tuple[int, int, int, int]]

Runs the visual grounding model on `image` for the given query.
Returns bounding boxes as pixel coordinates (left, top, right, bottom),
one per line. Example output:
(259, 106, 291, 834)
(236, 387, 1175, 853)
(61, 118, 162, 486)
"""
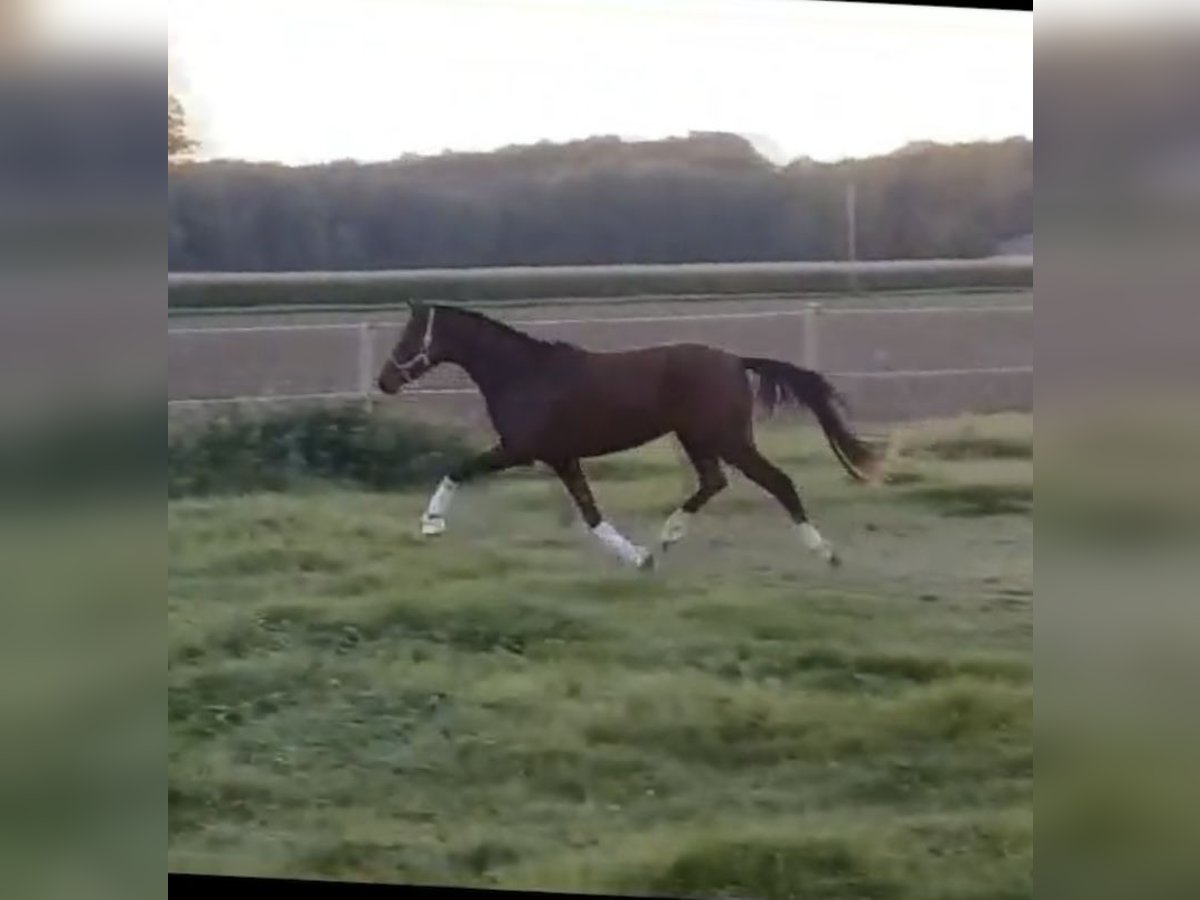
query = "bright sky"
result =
(165, 0, 1031, 166)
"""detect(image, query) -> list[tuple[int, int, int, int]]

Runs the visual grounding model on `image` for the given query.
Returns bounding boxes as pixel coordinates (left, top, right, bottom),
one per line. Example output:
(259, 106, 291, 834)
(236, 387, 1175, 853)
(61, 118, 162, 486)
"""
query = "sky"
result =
(164, 0, 1031, 166)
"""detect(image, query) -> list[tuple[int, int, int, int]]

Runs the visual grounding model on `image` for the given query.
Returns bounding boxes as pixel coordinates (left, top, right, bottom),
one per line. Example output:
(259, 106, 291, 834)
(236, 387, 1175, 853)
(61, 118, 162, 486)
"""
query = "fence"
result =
(168, 257, 1034, 311)
(167, 301, 1033, 425)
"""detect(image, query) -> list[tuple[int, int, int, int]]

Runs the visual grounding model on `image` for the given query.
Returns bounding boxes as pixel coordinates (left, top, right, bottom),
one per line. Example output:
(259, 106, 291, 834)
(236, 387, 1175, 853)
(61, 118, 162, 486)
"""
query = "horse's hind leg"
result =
(658, 436, 728, 553)
(721, 441, 841, 567)
(551, 459, 652, 570)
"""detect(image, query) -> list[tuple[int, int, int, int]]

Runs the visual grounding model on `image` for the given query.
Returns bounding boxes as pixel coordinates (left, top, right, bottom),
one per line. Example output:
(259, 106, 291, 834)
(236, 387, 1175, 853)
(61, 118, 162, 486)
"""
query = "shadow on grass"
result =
(915, 435, 1032, 462)
(901, 483, 1032, 518)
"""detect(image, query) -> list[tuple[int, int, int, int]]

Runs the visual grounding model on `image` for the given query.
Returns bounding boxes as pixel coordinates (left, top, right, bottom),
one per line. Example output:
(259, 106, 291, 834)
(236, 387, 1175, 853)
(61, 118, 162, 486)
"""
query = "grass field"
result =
(168, 414, 1032, 898)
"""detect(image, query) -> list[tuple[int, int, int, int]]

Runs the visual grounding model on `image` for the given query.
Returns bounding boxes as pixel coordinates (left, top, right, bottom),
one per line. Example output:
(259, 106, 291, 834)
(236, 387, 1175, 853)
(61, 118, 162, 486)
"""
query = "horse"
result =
(376, 300, 883, 571)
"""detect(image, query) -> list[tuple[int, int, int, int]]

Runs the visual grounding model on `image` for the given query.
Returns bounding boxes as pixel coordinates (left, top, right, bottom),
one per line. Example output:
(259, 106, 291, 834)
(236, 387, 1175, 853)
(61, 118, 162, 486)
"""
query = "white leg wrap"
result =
(659, 509, 691, 547)
(591, 521, 650, 567)
(426, 477, 458, 517)
(797, 522, 836, 563)
(421, 477, 457, 535)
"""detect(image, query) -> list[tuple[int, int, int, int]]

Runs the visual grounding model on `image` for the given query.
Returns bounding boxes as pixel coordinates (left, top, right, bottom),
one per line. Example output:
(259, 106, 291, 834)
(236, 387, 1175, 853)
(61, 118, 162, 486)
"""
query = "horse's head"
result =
(377, 301, 442, 394)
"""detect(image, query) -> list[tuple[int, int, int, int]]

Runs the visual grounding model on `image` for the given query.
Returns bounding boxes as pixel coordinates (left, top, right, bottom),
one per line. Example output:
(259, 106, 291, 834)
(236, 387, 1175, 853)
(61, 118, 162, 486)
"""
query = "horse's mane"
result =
(433, 304, 578, 354)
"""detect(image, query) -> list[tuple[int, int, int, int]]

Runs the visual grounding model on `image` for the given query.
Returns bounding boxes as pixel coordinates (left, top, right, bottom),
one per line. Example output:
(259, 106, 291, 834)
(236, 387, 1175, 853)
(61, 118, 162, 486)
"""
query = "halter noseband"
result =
(388, 307, 436, 381)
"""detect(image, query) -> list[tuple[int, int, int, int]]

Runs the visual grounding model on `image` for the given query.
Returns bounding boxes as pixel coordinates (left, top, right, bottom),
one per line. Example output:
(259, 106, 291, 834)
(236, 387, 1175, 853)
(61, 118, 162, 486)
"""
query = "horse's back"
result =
(588, 341, 752, 434)
(662, 341, 747, 380)
(586, 341, 746, 387)
(590, 341, 740, 369)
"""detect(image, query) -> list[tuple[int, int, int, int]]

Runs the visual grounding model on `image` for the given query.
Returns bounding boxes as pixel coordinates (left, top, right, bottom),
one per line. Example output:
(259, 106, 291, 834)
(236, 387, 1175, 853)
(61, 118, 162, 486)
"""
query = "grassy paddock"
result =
(168, 414, 1032, 898)
(168, 258, 1033, 310)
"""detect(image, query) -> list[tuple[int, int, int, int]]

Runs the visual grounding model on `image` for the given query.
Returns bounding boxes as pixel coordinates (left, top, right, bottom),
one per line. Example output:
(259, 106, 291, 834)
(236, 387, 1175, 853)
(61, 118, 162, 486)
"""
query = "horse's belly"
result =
(548, 397, 666, 457)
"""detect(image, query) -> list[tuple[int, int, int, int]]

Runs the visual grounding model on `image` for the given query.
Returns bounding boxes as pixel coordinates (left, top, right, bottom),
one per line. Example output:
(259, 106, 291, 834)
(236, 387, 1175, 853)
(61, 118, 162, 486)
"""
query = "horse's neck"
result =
(445, 325, 546, 394)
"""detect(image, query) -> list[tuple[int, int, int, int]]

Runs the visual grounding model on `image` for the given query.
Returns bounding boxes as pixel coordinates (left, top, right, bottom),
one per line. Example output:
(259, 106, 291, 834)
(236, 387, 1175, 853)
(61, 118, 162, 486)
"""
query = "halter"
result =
(388, 306, 437, 381)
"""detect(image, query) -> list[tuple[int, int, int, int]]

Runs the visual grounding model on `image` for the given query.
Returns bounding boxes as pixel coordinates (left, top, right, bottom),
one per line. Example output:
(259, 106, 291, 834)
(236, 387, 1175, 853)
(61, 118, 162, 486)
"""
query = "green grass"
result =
(168, 415, 1032, 897)
(167, 406, 474, 499)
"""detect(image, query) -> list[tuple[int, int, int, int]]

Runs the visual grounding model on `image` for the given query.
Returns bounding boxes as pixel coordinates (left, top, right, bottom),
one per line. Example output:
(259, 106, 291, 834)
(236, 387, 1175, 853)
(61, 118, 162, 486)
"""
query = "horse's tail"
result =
(740, 356, 882, 484)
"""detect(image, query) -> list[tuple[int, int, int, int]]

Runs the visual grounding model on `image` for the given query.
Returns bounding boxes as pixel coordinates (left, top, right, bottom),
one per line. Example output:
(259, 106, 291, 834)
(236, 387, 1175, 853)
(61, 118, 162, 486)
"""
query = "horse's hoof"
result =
(636, 550, 656, 572)
(828, 552, 843, 569)
(420, 516, 446, 537)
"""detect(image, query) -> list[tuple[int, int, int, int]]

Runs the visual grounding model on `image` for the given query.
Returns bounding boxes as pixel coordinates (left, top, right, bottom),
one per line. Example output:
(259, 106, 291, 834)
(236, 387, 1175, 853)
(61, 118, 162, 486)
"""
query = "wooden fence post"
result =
(358, 322, 374, 413)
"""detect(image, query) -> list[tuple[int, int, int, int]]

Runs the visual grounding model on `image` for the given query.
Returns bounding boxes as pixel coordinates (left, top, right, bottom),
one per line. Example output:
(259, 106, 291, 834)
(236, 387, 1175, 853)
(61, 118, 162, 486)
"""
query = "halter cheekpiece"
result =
(388, 306, 436, 380)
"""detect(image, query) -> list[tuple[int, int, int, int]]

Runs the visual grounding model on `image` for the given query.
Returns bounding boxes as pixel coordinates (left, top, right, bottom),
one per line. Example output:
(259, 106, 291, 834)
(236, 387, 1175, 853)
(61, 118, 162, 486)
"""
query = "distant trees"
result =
(169, 93, 196, 161)
(167, 133, 1031, 271)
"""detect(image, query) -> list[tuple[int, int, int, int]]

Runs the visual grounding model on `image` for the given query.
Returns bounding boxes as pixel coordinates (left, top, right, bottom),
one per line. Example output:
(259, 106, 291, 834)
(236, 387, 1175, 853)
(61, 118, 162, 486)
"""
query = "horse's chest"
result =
(482, 381, 572, 439)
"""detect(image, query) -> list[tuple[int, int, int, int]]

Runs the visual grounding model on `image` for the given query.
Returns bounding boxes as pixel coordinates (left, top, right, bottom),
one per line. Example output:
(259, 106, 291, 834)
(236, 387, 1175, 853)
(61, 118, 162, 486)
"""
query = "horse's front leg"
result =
(420, 444, 523, 536)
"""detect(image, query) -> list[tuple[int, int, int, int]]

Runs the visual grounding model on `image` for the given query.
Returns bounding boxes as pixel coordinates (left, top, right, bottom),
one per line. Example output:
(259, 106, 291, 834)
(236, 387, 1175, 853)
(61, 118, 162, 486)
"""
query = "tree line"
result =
(168, 125, 1031, 272)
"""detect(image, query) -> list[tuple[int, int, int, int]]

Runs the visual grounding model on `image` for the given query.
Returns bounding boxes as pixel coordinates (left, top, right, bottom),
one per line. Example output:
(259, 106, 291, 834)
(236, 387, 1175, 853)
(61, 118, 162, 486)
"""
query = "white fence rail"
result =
(167, 302, 1033, 421)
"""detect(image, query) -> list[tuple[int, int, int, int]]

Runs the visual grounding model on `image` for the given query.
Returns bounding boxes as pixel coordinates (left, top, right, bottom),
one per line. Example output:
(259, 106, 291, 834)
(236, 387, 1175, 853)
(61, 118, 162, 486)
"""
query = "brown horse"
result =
(377, 301, 882, 571)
